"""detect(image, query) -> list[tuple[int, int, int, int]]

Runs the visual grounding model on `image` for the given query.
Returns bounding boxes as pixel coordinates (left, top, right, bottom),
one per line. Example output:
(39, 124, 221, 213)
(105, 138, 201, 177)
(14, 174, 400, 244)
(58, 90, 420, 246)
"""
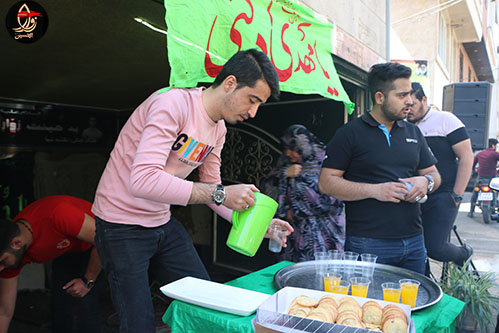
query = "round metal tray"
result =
(274, 260, 443, 311)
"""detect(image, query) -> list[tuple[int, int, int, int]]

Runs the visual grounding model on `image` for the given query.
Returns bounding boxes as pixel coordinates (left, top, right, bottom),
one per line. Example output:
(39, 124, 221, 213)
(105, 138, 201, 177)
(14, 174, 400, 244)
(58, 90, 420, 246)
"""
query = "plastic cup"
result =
(399, 279, 420, 308)
(382, 282, 401, 303)
(314, 251, 332, 276)
(401, 182, 427, 203)
(268, 224, 287, 253)
(360, 253, 378, 278)
(227, 192, 278, 257)
(343, 251, 359, 277)
(400, 181, 413, 195)
(350, 277, 370, 297)
(323, 273, 342, 292)
(328, 249, 343, 273)
(328, 280, 350, 295)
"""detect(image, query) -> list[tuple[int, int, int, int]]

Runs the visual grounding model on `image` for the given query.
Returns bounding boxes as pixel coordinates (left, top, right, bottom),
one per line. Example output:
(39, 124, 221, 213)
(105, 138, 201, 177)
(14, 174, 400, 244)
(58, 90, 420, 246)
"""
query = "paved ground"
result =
(429, 192, 499, 332)
(454, 193, 499, 275)
(7, 192, 499, 332)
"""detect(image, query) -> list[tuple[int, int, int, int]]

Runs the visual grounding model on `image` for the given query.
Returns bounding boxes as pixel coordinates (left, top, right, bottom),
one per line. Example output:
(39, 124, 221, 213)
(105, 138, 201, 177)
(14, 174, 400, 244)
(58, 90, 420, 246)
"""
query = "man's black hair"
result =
(0, 218, 20, 253)
(411, 82, 426, 102)
(488, 138, 498, 148)
(211, 49, 280, 99)
(367, 63, 412, 103)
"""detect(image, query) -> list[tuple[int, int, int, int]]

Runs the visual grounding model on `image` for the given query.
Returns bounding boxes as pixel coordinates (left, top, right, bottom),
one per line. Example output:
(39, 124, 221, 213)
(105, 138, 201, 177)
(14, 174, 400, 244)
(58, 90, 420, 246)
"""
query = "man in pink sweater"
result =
(92, 49, 293, 332)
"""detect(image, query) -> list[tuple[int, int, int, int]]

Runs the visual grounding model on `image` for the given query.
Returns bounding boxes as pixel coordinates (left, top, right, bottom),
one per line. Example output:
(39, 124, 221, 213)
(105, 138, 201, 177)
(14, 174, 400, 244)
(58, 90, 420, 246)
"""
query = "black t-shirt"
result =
(323, 113, 437, 239)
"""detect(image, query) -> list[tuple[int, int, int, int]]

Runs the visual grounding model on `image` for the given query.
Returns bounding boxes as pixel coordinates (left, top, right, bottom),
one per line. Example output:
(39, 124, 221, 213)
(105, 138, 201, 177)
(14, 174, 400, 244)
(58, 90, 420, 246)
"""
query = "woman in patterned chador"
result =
(262, 124, 345, 262)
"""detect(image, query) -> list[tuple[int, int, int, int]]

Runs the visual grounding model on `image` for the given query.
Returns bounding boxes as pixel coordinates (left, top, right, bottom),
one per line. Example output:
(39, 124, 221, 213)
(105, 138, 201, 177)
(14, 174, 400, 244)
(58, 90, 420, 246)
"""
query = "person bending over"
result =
(0, 195, 103, 333)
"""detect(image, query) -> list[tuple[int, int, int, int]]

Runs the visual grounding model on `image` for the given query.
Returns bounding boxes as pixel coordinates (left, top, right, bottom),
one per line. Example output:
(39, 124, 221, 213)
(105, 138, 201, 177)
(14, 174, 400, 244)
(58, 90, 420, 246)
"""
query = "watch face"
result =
(213, 191, 224, 202)
(212, 185, 225, 205)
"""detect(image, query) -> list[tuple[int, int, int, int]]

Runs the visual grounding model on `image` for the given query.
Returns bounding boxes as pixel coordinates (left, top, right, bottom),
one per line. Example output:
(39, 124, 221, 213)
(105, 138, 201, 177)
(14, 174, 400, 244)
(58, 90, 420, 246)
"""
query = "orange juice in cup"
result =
(381, 282, 401, 303)
(329, 280, 350, 295)
(399, 279, 420, 307)
(323, 273, 342, 292)
(350, 277, 370, 297)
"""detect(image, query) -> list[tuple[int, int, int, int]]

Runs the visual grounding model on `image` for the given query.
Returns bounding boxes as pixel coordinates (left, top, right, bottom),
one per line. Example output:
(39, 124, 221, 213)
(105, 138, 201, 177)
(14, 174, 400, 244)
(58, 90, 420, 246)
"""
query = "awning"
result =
(463, 38, 494, 83)
(163, 0, 354, 113)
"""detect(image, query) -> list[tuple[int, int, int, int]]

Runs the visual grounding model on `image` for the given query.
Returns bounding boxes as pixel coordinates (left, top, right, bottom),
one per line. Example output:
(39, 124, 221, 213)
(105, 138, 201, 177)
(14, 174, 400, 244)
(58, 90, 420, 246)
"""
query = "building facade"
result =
(391, 0, 499, 140)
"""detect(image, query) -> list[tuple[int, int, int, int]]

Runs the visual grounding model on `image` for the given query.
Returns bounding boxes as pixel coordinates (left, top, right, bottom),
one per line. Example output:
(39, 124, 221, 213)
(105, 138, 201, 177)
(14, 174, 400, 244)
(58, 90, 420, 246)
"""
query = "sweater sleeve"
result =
(198, 125, 226, 184)
(129, 95, 194, 206)
(208, 203, 233, 222)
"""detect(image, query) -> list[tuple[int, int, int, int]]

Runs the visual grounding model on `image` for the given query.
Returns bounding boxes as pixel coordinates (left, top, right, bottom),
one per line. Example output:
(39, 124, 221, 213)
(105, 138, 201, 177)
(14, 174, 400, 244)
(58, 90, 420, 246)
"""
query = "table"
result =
(162, 261, 465, 332)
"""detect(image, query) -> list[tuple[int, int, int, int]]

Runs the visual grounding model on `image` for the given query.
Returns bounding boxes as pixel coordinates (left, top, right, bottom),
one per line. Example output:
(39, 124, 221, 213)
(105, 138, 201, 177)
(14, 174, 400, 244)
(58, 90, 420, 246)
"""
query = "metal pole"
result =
(386, 0, 390, 62)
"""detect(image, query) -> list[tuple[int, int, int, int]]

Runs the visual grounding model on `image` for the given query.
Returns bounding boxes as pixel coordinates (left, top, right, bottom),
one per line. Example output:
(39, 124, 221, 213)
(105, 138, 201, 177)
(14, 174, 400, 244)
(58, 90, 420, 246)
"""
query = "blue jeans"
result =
(95, 217, 210, 333)
(345, 234, 427, 274)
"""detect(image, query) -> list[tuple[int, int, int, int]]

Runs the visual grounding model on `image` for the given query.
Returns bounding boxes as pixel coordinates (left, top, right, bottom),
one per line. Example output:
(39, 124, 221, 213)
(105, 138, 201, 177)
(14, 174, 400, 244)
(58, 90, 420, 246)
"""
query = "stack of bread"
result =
(286, 295, 408, 333)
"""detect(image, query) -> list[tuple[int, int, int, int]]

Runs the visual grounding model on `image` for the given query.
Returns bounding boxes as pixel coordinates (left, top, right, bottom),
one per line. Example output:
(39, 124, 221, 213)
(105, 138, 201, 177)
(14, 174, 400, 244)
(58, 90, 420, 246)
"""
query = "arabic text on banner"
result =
(164, 0, 355, 114)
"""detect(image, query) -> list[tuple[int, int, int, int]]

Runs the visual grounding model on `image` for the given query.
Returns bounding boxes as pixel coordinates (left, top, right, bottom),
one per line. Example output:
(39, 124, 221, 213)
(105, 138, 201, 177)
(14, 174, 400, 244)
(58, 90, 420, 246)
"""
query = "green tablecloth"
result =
(162, 261, 465, 332)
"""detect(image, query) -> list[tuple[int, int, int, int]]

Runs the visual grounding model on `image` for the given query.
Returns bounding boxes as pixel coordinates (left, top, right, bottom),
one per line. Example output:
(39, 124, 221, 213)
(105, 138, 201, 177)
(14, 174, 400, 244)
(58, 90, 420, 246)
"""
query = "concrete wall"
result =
(390, 0, 483, 110)
(484, 1, 499, 138)
(391, 0, 442, 106)
(301, 0, 386, 70)
(391, 0, 439, 61)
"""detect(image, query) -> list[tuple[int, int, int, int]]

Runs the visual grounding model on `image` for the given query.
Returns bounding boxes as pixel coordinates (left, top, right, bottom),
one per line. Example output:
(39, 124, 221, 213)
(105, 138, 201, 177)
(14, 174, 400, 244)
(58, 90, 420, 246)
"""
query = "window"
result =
(438, 14, 448, 66)
(459, 52, 463, 82)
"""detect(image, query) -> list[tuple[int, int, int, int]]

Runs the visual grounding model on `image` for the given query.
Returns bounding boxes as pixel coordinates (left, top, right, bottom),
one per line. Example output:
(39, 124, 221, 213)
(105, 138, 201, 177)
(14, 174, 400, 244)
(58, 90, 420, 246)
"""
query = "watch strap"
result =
(451, 192, 463, 203)
(81, 276, 95, 289)
(423, 175, 434, 191)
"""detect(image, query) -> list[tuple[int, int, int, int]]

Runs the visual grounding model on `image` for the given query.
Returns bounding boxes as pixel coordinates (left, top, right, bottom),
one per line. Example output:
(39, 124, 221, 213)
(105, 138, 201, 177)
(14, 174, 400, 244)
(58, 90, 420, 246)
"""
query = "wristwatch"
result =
(423, 175, 434, 193)
(81, 276, 95, 289)
(451, 192, 463, 204)
(211, 184, 226, 206)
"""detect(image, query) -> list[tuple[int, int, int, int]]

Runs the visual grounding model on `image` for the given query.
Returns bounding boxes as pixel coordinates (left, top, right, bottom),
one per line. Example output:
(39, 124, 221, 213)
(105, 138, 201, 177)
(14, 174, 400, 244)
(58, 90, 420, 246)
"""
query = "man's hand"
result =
(224, 184, 259, 212)
(62, 278, 91, 298)
(286, 164, 302, 178)
(451, 194, 460, 207)
(264, 218, 294, 247)
(370, 182, 409, 203)
(398, 176, 428, 203)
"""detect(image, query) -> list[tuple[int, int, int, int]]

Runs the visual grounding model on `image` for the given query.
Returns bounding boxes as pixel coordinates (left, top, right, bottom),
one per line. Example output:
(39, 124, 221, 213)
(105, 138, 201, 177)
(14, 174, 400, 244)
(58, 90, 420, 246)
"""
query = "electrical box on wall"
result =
(442, 82, 491, 150)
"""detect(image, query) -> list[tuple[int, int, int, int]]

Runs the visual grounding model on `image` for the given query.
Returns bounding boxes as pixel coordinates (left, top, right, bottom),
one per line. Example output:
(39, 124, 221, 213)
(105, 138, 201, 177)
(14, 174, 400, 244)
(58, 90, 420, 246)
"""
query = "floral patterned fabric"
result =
(262, 125, 345, 262)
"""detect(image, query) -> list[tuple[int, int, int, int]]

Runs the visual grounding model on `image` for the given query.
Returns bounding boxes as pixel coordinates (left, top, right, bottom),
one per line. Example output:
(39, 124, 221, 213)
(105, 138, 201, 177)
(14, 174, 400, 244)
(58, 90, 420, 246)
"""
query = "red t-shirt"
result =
(474, 148, 499, 177)
(0, 195, 94, 278)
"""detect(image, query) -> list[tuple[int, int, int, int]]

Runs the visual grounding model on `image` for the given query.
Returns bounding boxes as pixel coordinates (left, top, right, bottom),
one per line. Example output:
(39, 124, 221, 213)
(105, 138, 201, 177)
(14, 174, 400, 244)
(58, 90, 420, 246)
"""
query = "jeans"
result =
(422, 192, 467, 265)
(95, 216, 210, 333)
(51, 249, 104, 333)
(345, 233, 426, 275)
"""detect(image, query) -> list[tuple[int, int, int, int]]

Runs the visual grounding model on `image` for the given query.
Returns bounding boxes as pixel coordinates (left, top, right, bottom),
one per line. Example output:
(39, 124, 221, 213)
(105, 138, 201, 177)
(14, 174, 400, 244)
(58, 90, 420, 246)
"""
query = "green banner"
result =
(164, 0, 354, 114)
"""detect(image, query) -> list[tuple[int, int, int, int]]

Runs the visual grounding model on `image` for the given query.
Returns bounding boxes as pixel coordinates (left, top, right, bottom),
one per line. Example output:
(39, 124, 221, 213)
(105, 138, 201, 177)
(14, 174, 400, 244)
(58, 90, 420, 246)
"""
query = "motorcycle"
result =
(473, 177, 499, 224)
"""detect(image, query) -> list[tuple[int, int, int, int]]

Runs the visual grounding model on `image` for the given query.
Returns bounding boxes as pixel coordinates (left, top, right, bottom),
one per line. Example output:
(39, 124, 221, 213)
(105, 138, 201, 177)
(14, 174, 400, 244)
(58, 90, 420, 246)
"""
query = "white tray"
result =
(160, 276, 271, 316)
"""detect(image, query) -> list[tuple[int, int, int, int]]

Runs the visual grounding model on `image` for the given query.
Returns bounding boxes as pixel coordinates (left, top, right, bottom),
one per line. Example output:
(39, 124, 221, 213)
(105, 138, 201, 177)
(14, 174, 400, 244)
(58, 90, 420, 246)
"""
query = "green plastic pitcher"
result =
(226, 192, 278, 257)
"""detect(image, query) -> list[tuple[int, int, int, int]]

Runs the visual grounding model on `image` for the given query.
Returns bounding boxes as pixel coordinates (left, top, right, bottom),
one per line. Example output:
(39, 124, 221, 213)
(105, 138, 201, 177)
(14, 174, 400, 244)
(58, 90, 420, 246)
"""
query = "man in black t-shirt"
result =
(318, 63, 441, 274)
